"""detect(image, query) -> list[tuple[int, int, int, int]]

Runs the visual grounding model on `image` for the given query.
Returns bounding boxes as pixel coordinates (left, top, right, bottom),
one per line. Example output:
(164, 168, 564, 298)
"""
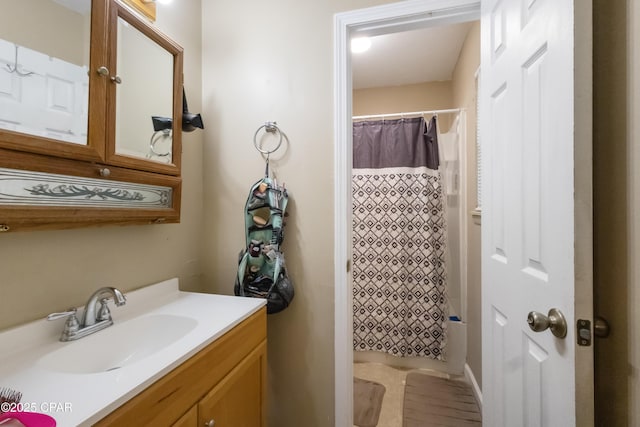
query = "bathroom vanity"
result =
(95, 307, 266, 426)
(0, 279, 266, 426)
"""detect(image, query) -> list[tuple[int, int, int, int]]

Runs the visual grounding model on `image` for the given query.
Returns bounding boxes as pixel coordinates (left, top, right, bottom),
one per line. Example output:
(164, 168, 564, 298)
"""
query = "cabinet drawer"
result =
(94, 307, 266, 426)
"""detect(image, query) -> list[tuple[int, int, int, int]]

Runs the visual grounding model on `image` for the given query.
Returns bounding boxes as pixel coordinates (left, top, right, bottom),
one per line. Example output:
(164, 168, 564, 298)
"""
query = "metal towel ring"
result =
(253, 121, 283, 155)
(148, 130, 172, 158)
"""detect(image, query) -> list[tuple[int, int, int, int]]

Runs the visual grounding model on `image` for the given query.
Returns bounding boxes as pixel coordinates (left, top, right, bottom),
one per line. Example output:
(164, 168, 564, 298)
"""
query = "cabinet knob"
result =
(99, 168, 111, 177)
(97, 66, 121, 84)
(204, 420, 216, 427)
(97, 66, 109, 76)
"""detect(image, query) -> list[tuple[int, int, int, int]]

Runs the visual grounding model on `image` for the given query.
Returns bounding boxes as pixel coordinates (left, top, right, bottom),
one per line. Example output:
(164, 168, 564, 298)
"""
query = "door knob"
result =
(527, 308, 567, 338)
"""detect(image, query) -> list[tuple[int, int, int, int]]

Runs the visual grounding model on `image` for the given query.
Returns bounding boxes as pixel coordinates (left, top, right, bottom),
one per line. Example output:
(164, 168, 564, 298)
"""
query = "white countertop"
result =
(0, 278, 265, 426)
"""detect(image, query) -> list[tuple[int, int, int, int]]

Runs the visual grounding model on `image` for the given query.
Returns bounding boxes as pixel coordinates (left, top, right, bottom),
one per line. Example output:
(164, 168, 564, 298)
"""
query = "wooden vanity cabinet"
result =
(171, 406, 197, 427)
(197, 341, 266, 426)
(94, 308, 267, 427)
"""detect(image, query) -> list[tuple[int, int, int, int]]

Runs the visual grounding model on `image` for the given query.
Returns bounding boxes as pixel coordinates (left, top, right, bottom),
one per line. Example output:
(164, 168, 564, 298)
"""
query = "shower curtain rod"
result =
(352, 107, 463, 120)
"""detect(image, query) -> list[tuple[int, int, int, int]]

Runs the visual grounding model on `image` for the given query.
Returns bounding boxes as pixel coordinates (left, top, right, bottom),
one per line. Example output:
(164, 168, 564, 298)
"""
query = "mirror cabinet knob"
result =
(205, 420, 216, 427)
(99, 168, 111, 177)
(97, 66, 121, 84)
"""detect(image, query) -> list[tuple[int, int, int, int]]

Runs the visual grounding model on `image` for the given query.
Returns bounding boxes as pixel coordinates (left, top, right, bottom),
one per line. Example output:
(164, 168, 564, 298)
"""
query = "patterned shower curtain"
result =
(352, 116, 447, 359)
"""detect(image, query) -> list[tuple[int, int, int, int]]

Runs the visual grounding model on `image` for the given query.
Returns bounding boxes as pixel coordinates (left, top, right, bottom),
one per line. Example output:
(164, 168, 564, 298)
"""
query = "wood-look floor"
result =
(403, 371, 482, 427)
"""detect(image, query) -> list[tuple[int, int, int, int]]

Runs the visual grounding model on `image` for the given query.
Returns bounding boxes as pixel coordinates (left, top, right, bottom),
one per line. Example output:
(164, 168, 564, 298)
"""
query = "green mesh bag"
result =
(234, 177, 294, 314)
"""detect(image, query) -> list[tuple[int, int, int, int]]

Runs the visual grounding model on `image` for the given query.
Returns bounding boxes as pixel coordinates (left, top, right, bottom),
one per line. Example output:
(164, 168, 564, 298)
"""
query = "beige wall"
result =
(353, 81, 455, 133)
(200, 1, 391, 426)
(353, 81, 453, 115)
(451, 21, 481, 389)
(0, 1, 204, 330)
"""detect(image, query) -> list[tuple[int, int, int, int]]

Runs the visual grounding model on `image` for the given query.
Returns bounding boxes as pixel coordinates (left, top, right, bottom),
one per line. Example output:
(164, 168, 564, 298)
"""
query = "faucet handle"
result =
(47, 308, 80, 339)
(97, 298, 112, 322)
(47, 308, 77, 321)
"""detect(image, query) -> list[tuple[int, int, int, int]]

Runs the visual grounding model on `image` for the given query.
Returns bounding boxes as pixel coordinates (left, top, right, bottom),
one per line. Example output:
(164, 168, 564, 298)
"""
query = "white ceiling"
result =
(352, 21, 475, 90)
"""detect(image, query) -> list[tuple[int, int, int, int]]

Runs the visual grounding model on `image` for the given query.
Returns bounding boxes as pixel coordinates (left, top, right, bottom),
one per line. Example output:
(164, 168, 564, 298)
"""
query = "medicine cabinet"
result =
(0, 0, 184, 232)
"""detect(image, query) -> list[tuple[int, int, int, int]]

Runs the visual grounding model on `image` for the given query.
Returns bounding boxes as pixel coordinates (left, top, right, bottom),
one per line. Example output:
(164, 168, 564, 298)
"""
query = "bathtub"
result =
(353, 314, 467, 376)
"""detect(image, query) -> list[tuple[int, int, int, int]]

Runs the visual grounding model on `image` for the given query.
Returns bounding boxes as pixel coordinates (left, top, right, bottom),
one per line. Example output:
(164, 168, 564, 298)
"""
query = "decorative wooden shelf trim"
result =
(0, 167, 172, 208)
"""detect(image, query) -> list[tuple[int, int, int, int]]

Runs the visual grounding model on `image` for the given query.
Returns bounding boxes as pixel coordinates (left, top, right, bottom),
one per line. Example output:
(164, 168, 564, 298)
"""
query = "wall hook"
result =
(5, 45, 34, 77)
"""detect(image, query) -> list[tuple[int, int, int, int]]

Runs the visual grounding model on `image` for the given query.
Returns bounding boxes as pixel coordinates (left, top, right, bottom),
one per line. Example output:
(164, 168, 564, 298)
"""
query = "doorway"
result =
(333, 1, 481, 424)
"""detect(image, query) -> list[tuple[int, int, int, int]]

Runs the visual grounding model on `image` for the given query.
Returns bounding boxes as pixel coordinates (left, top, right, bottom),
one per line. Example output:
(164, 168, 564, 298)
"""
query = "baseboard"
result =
(464, 363, 483, 412)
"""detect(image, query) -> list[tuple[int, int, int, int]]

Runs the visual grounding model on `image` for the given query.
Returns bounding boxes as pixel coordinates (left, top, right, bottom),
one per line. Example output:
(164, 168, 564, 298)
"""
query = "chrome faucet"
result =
(82, 287, 127, 327)
(47, 287, 126, 342)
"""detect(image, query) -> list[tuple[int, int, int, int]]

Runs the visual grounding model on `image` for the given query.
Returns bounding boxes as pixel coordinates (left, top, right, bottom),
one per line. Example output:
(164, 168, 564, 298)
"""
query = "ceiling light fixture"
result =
(351, 37, 371, 53)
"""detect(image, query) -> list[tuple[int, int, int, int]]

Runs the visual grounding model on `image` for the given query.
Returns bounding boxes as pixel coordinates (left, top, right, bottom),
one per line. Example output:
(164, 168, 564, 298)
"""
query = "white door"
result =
(480, 0, 593, 425)
(0, 39, 88, 145)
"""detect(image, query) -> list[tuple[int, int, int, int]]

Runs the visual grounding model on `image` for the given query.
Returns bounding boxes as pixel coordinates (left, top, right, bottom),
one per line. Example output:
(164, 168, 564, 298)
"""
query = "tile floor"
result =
(353, 362, 455, 427)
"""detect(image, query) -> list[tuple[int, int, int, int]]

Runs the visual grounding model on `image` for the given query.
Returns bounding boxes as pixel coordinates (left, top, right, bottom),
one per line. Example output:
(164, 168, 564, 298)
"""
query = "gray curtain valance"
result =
(352, 116, 439, 170)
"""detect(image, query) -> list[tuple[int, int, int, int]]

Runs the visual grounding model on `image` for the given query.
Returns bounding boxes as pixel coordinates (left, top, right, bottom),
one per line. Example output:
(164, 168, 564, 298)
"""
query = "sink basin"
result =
(38, 314, 198, 374)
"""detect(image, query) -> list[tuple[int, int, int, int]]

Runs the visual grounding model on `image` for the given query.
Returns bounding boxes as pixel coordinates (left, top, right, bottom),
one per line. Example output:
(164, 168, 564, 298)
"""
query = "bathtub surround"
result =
(354, 316, 466, 375)
(450, 21, 481, 390)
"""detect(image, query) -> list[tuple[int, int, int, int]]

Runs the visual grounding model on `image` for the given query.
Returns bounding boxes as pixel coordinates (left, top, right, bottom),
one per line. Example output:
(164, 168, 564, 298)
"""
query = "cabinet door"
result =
(198, 341, 267, 427)
(0, 0, 108, 163)
(172, 405, 197, 427)
(105, 0, 183, 176)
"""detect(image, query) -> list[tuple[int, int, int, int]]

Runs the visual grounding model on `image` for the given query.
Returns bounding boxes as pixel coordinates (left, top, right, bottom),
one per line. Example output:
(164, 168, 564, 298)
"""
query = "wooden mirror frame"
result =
(0, 0, 183, 232)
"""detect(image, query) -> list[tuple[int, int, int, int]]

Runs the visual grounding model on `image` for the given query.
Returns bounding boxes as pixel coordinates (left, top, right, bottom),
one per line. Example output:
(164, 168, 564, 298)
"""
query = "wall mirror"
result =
(0, 0, 184, 232)
(0, 0, 91, 147)
(114, 16, 174, 163)
(106, 1, 183, 175)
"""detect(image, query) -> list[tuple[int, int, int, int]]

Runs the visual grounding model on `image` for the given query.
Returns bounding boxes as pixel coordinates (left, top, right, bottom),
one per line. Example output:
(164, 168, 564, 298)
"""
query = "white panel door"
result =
(0, 40, 88, 145)
(480, 0, 593, 426)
